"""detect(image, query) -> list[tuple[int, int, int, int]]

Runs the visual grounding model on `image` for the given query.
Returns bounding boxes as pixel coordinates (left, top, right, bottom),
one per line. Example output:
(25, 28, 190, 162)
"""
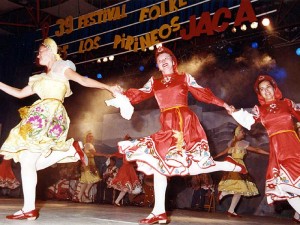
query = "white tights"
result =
(146, 171, 167, 218)
(16, 146, 78, 214)
(197, 161, 240, 174)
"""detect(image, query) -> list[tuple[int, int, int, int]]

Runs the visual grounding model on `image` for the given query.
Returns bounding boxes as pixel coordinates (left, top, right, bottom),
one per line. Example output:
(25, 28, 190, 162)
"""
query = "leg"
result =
(227, 194, 242, 216)
(78, 183, 87, 202)
(139, 171, 168, 224)
(6, 151, 41, 220)
(35, 142, 87, 171)
(287, 197, 300, 214)
(85, 183, 94, 197)
(196, 161, 240, 174)
(115, 191, 126, 206)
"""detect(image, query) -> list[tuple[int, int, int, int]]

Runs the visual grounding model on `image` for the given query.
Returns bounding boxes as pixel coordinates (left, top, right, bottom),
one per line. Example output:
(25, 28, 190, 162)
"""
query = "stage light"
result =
(139, 65, 145, 72)
(262, 18, 270, 27)
(109, 55, 114, 61)
(251, 42, 258, 49)
(241, 24, 247, 31)
(149, 46, 155, 51)
(227, 47, 233, 54)
(102, 57, 108, 62)
(97, 58, 101, 63)
(97, 73, 102, 79)
(231, 27, 237, 33)
(250, 22, 258, 29)
(296, 48, 300, 56)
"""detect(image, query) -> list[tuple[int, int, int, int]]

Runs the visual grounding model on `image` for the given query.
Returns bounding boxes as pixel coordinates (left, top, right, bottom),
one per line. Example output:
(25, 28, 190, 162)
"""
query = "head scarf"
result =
(254, 75, 282, 105)
(41, 37, 61, 61)
(155, 45, 178, 73)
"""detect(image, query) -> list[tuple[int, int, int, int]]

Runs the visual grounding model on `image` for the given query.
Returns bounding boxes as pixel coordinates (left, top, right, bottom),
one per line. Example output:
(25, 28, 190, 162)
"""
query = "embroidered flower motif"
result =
(161, 76, 173, 85)
(49, 124, 63, 137)
(28, 115, 43, 128)
(267, 103, 279, 113)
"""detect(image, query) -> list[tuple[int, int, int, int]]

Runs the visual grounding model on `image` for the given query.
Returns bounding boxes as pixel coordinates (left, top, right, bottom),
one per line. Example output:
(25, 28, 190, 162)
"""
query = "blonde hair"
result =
(84, 130, 93, 144)
(42, 37, 61, 61)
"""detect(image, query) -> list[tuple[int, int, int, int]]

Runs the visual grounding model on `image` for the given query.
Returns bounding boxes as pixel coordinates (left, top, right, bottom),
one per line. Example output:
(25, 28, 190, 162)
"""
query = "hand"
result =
(109, 85, 123, 96)
(223, 103, 236, 115)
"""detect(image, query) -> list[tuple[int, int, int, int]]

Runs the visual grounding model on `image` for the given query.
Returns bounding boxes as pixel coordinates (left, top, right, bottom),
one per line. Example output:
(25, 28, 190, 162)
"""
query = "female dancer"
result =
(116, 46, 246, 224)
(232, 75, 300, 222)
(0, 37, 121, 220)
(215, 125, 269, 217)
(109, 135, 142, 207)
(78, 131, 102, 203)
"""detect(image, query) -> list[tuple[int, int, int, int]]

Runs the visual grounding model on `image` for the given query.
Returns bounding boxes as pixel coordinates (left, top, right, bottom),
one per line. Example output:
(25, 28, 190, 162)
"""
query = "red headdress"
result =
(254, 75, 282, 105)
(155, 45, 178, 73)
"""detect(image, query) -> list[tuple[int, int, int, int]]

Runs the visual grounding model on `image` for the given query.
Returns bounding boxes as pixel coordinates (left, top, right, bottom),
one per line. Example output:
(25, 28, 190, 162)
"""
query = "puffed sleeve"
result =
(28, 74, 44, 90)
(285, 98, 300, 121)
(124, 78, 155, 105)
(186, 74, 225, 107)
(52, 60, 76, 76)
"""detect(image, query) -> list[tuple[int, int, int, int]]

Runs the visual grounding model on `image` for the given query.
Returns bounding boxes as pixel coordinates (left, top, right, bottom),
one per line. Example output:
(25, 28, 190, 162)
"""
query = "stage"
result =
(0, 198, 294, 225)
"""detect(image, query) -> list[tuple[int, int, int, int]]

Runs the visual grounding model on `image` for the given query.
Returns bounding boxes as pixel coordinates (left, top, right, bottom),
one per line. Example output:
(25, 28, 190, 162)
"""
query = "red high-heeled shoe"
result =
(73, 141, 88, 166)
(224, 156, 247, 174)
(6, 209, 39, 220)
(227, 211, 242, 218)
(139, 212, 168, 224)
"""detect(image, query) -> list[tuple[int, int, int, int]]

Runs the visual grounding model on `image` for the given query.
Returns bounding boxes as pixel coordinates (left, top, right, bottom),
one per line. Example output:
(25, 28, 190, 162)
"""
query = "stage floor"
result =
(0, 198, 294, 225)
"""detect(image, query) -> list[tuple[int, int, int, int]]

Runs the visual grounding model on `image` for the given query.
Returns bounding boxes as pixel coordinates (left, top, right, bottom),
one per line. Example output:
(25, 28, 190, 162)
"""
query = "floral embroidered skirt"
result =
(0, 99, 74, 163)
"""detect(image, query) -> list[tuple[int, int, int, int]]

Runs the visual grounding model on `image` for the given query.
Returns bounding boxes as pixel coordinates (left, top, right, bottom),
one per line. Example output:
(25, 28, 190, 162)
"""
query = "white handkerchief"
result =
(232, 109, 255, 130)
(105, 93, 134, 120)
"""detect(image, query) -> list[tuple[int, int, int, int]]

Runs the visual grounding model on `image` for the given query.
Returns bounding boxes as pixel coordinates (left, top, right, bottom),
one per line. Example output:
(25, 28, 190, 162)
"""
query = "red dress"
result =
(109, 153, 141, 193)
(0, 158, 20, 189)
(118, 73, 225, 176)
(253, 98, 300, 203)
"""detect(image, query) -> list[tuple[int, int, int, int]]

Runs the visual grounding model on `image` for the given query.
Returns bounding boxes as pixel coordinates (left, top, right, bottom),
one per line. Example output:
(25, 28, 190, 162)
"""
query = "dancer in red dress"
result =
(115, 46, 246, 224)
(232, 75, 300, 222)
(0, 157, 20, 190)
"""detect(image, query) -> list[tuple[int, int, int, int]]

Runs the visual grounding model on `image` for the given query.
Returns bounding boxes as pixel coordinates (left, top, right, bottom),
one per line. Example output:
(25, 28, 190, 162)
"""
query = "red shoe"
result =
(73, 141, 88, 166)
(139, 212, 168, 224)
(227, 211, 242, 218)
(224, 156, 247, 174)
(6, 209, 39, 220)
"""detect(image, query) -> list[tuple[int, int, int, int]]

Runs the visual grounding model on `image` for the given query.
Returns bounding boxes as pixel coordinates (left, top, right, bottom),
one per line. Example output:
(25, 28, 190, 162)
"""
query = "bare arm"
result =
(64, 68, 122, 96)
(0, 82, 34, 99)
(246, 146, 269, 155)
(214, 147, 230, 159)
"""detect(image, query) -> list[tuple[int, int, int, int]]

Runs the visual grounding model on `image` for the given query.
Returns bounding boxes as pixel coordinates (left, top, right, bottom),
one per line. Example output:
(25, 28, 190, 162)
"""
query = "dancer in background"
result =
(0, 37, 121, 220)
(0, 157, 20, 194)
(232, 75, 300, 222)
(214, 125, 269, 217)
(113, 46, 246, 224)
(109, 135, 142, 207)
(78, 131, 102, 203)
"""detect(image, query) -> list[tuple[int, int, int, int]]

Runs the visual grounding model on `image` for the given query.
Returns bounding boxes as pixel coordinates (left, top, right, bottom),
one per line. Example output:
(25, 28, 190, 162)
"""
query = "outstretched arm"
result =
(213, 147, 230, 159)
(0, 82, 34, 99)
(64, 68, 122, 96)
(246, 146, 269, 155)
